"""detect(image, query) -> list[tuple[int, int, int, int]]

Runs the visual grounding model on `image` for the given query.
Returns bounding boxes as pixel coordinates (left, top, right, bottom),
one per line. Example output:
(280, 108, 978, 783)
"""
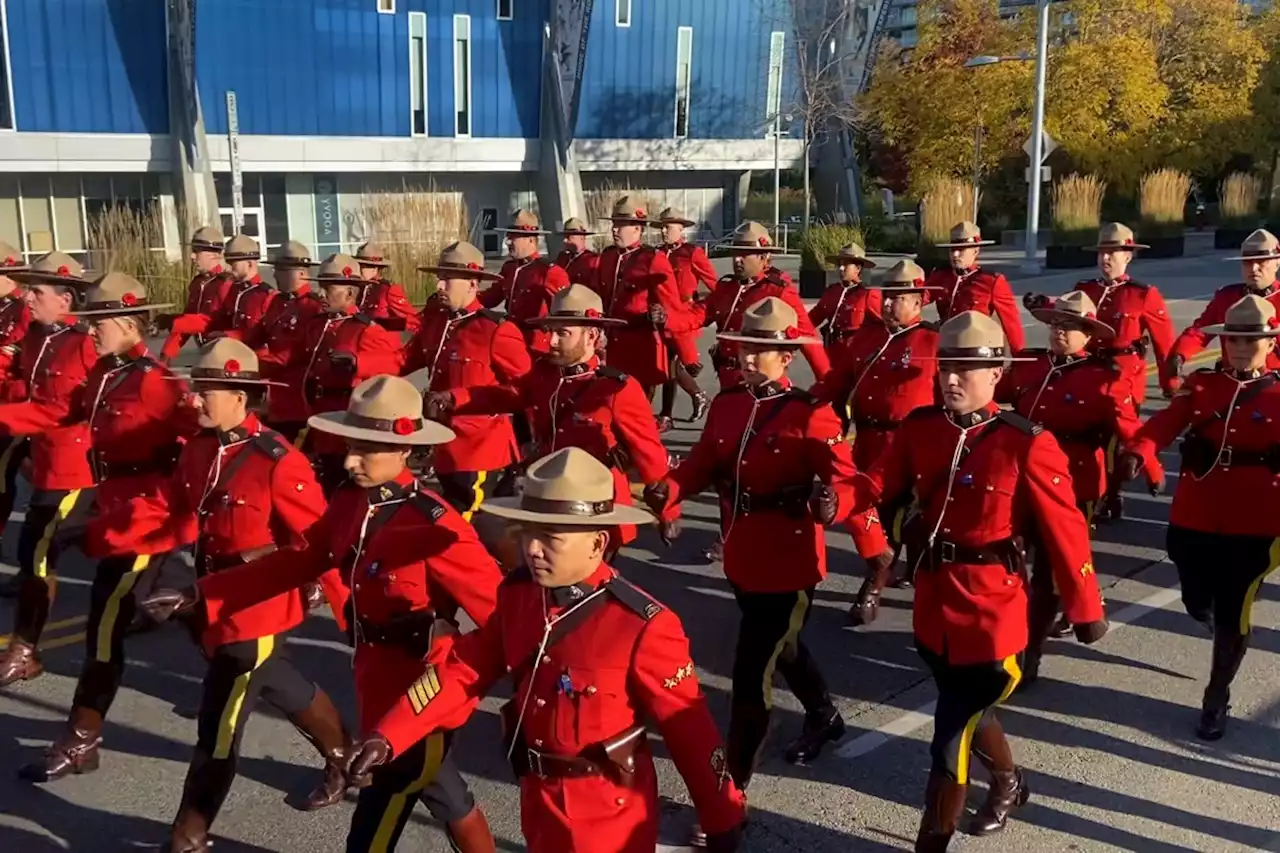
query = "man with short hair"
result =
(355, 241, 421, 334)
(651, 208, 713, 430)
(155, 226, 235, 341)
(925, 221, 1025, 352)
(553, 218, 601, 286)
(809, 243, 882, 364)
(480, 210, 570, 355)
(161, 235, 276, 362)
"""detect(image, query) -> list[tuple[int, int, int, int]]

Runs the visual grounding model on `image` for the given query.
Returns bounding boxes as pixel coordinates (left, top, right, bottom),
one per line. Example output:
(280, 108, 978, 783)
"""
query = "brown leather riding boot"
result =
(446, 805, 497, 853)
(1197, 629, 1250, 741)
(0, 639, 43, 687)
(968, 716, 1029, 836)
(288, 688, 353, 810)
(914, 768, 967, 852)
(0, 575, 55, 687)
(848, 550, 896, 626)
(19, 705, 103, 782)
(164, 750, 234, 852)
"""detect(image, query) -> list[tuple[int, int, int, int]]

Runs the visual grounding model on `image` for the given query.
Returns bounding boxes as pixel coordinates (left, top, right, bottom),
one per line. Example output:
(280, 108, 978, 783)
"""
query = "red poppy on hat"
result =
(971, 235, 982, 243)
(224, 359, 241, 373)
(517, 224, 537, 232)
(3, 256, 14, 266)
(634, 209, 645, 218)
(1268, 317, 1280, 329)
(759, 236, 770, 247)
(393, 417, 415, 435)
(57, 265, 69, 276)
(784, 326, 800, 339)
(342, 266, 353, 277)
(1124, 238, 1134, 245)
(466, 262, 482, 271)
(912, 278, 925, 287)
(1086, 311, 1097, 319)
(585, 308, 602, 318)
(121, 292, 138, 306)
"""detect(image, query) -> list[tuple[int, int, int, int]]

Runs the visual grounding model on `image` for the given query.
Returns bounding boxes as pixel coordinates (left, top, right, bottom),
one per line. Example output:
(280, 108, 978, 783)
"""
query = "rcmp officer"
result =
(347, 447, 748, 853)
(842, 311, 1108, 852)
(1170, 228, 1280, 374)
(245, 240, 326, 442)
(925, 221, 1026, 352)
(999, 291, 1152, 684)
(263, 254, 404, 493)
(651, 207, 713, 431)
(406, 241, 532, 515)
(144, 375, 501, 853)
(17, 273, 197, 781)
(0, 253, 98, 687)
(479, 209, 570, 355)
(590, 196, 700, 394)
(1121, 294, 1280, 741)
(429, 285, 678, 553)
(646, 297, 862, 786)
(809, 242, 882, 362)
(155, 226, 235, 340)
(110, 339, 351, 851)
(810, 260, 941, 624)
(553, 217, 601, 286)
(0, 243, 33, 593)
(161, 235, 275, 362)
(700, 221, 829, 389)
(355, 241, 422, 334)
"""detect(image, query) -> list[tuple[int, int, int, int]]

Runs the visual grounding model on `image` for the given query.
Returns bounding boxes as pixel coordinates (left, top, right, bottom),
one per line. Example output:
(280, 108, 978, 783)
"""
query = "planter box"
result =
(1045, 245, 1096, 269)
(1215, 227, 1255, 250)
(798, 268, 830, 300)
(1141, 234, 1184, 258)
(1000, 229, 1052, 250)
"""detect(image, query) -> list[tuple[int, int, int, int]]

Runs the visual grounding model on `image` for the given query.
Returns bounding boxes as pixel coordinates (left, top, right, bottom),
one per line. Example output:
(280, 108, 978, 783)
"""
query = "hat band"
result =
(738, 328, 803, 342)
(938, 346, 1006, 360)
(191, 242, 223, 252)
(191, 367, 264, 381)
(85, 299, 152, 312)
(520, 496, 616, 517)
(1223, 322, 1275, 333)
(1240, 249, 1279, 257)
(358, 256, 384, 263)
(346, 413, 426, 434)
(434, 261, 488, 273)
(548, 309, 606, 320)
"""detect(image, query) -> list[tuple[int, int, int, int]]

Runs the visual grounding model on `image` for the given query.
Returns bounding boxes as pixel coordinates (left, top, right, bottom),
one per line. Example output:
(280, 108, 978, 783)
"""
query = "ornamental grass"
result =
(1138, 168, 1191, 239)
(1051, 174, 1106, 246)
(1218, 172, 1262, 228)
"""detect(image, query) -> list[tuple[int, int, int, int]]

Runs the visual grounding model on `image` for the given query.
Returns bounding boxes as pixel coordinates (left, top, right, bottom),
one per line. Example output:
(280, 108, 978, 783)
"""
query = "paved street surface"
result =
(1, 236, 1278, 852)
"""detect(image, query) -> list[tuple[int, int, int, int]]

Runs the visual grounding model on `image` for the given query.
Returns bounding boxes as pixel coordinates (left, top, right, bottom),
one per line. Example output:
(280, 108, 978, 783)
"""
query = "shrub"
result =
(1138, 168, 1191, 239)
(920, 179, 977, 246)
(1218, 172, 1262, 228)
(87, 204, 188, 306)
(1051, 174, 1106, 246)
(797, 222, 865, 271)
(860, 215, 918, 254)
(362, 185, 470, 302)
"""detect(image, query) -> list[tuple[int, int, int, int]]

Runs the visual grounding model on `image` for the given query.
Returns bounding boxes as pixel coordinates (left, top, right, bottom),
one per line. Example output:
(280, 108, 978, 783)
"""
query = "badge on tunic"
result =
(710, 745, 729, 791)
(407, 665, 441, 714)
(1080, 561, 1095, 577)
(959, 472, 974, 485)
(366, 560, 380, 578)
(899, 347, 912, 368)
(663, 661, 695, 690)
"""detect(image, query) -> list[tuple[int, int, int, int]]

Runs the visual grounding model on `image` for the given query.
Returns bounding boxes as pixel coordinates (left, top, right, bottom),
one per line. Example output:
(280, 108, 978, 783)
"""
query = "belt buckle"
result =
(526, 748, 546, 778)
(1219, 447, 1233, 468)
(939, 541, 957, 563)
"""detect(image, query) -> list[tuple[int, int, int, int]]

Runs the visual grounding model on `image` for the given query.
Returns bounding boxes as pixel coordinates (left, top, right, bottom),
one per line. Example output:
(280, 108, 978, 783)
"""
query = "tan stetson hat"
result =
(308, 374, 457, 446)
(602, 195, 652, 225)
(71, 272, 173, 317)
(935, 221, 996, 248)
(935, 311, 1033, 363)
(314, 253, 368, 287)
(15, 252, 91, 287)
(721, 221, 789, 254)
(878, 259, 942, 293)
(650, 207, 696, 228)
(1030, 290, 1115, 340)
(189, 226, 225, 253)
(418, 241, 501, 282)
(0, 242, 28, 273)
(176, 338, 284, 387)
(560, 217, 600, 236)
(496, 209, 550, 236)
(355, 242, 391, 268)
(1224, 229, 1280, 262)
(1201, 294, 1280, 338)
(825, 242, 877, 268)
(1088, 222, 1148, 251)
(716, 296, 820, 346)
(533, 284, 626, 327)
(266, 240, 316, 268)
(481, 447, 655, 527)
(223, 234, 261, 262)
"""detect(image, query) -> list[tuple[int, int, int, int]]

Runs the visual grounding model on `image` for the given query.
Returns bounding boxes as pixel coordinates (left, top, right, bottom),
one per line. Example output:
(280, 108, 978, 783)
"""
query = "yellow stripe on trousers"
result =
(95, 554, 152, 664)
(34, 489, 83, 579)
(462, 470, 488, 523)
(369, 733, 446, 853)
(761, 591, 810, 710)
(0, 439, 19, 496)
(213, 635, 276, 760)
(955, 655, 1023, 784)
(1240, 538, 1280, 635)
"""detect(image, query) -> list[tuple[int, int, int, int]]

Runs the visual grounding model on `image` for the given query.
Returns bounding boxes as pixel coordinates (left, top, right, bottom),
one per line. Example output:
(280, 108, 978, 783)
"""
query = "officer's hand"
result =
(659, 519, 681, 547)
(1167, 354, 1185, 379)
(683, 361, 704, 378)
(329, 351, 357, 371)
(301, 582, 326, 612)
(1022, 293, 1052, 312)
(809, 483, 838, 526)
(642, 481, 670, 516)
(1073, 620, 1109, 645)
(424, 391, 455, 420)
(140, 586, 200, 624)
(648, 303, 667, 328)
(704, 825, 745, 853)
(1118, 452, 1143, 483)
(345, 734, 392, 785)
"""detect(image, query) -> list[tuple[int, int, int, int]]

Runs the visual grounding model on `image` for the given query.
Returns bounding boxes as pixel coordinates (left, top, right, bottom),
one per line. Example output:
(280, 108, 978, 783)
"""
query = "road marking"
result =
(835, 577, 1183, 760)
(0, 616, 88, 651)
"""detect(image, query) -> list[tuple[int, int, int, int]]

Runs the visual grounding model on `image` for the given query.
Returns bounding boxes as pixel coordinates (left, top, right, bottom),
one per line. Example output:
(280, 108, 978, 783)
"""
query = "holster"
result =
(352, 608, 440, 657)
(1179, 434, 1215, 478)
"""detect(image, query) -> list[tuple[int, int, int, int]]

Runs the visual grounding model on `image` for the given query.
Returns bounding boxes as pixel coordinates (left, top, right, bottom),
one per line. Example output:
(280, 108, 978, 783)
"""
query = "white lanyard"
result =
(428, 312, 472, 384)
(302, 315, 345, 388)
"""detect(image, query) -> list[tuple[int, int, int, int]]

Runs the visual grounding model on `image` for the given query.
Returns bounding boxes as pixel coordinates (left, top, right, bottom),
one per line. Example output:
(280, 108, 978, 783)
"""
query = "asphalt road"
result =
(1, 235, 1277, 852)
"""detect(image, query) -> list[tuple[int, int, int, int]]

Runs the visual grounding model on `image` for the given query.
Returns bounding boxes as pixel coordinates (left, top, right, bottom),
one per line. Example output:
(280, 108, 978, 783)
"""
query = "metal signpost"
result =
(225, 91, 244, 233)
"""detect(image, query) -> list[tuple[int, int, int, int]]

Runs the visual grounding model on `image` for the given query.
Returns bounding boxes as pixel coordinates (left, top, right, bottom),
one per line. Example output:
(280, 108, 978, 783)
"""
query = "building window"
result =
(674, 27, 693, 139)
(409, 12, 428, 136)
(453, 15, 472, 137)
(480, 207, 500, 254)
(497, 0, 513, 21)
(615, 0, 631, 27)
(377, 0, 395, 14)
(0, 0, 14, 130)
(765, 31, 785, 134)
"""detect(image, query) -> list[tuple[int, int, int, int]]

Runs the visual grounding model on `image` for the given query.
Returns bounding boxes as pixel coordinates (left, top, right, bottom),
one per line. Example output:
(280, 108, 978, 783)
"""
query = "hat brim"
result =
(1224, 252, 1280, 262)
(650, 218, 696, 228)
(496, 228, 552, 236)
(935, 240, 997, 248)
(306, 412, 458, 446)
(1086, 242, 1148, 251)
(14, 272, 92, 287)
(316, 276, 368, 287)
(355, 258, 392, 268)
(166, 372, 287, 388)
(71, 302, 175, 317)
(561, 230, 603, 237)
(223, 254, 262, 262)
(928, 354, 1037, 364)
(880, 282, 943, 293)
(533, 314, 628, 328)
(480, 497, 656, 527)
(715, 331, 823, 347)
(417, 265, 502, 282)
(264, 259, 318, 268)
(189, 242, 224, 253)
(826, 255, 877, 268)
(1200, 324, 1280, 338)
(1029, 308, 1116, 340)
(0, 264, 30, 274)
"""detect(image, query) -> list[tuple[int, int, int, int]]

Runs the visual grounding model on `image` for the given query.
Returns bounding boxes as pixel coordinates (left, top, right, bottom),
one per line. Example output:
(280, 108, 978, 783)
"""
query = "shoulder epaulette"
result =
(916, 321, 941, 332)
(1124, 279, 1150, 291)
(785, 387, 820, 406)
(596, 365, 630, 382)
(762, 270, 788, 287)
(905, 405, 944, 422)
(251, 430, 290, 460)
(605, 575, 663, 621)
(352, 312, 374, 325)
(137, 356, 156, 373)
(502, 565, 533, 586)
(409, 490, 448, 522)
(71, 322, 91, 334)
(717, 273, 736, 284)
(479, 309, 506, 325)
(996, 410, 1043, 435)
